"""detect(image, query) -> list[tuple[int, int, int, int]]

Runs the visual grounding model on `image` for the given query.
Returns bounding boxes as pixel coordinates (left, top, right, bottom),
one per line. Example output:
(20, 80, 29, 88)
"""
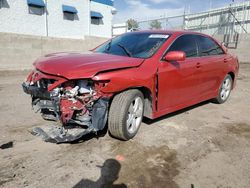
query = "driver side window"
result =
(167, 35, 198, 58)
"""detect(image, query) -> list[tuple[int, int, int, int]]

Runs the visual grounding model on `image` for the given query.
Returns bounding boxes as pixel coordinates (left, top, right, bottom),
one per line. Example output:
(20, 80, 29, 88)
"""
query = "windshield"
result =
(95, 32, 170, 59)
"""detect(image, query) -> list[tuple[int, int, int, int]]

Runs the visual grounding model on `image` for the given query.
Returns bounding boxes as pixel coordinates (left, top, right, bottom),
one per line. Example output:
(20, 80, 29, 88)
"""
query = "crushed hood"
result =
(34, 52, 144, 79)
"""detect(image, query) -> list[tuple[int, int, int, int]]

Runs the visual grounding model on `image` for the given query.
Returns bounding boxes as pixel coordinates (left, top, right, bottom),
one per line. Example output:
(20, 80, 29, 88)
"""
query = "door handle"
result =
(224, 58, 229, 63)
(196, 62, 201, 68)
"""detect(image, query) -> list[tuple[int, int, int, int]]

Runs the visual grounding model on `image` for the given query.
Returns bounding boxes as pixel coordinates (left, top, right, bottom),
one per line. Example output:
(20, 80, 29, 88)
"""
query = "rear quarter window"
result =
(196, 35, 225, 56)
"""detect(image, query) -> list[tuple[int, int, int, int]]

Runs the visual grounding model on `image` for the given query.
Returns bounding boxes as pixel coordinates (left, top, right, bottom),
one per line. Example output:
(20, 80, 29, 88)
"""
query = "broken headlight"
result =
(50, 88, 60, 97)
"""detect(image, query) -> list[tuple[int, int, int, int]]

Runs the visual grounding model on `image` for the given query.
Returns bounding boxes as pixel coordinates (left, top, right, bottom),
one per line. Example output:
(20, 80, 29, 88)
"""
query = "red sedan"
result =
(22, 30, 239, 143)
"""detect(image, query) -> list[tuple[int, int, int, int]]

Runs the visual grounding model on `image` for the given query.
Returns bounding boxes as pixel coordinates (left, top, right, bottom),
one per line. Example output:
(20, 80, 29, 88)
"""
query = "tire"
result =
(108, 89, 144, 140)
(213, 74, 233, 104)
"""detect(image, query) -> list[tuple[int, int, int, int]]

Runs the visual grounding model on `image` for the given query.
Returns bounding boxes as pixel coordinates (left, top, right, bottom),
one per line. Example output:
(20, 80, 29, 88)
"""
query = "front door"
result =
(157, 34, 202, 111)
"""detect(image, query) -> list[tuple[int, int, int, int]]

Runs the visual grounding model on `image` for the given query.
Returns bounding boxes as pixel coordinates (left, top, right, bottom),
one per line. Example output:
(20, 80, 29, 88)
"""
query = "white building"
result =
(0, 0, 115, 39)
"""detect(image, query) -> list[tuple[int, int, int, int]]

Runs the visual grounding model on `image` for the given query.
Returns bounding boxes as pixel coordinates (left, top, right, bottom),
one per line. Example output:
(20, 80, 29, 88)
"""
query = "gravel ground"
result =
(0, 64, 250, 188)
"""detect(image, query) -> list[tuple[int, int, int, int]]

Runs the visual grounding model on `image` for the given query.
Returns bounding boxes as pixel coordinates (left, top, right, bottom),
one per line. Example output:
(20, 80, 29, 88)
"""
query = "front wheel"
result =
(213, 74, 233, 104)
(108, 89, 144, 140)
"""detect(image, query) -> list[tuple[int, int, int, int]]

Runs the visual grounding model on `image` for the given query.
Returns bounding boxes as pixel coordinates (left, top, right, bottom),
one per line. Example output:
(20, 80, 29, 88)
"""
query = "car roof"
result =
(132, 30, 211, 37)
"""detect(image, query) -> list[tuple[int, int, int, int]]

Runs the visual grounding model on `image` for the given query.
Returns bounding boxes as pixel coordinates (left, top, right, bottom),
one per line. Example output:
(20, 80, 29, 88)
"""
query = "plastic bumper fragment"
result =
(31, 126, 94, 143)
(22, 82, 50, 100)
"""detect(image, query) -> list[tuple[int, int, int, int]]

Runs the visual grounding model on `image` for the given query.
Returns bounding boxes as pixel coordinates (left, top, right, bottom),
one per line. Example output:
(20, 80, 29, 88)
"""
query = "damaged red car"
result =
(22, 30, 239, 143)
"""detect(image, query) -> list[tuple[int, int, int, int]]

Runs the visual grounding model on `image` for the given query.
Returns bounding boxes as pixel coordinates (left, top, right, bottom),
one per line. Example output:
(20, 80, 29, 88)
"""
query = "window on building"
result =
(196, 35, 225, 56)
(91, 11, 103, 25)
(167, 35, 198, 58)
(0, 0, 10, 9)
(27, 0, 45, 15)
(62, 5, 78, 21)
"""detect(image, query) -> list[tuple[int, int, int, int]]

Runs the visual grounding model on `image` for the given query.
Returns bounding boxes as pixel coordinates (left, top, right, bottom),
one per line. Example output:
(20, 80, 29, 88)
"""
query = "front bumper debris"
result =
(22, 70, 110, 143)
(28, 97, 109, 143)
(31, 126, 94, 143)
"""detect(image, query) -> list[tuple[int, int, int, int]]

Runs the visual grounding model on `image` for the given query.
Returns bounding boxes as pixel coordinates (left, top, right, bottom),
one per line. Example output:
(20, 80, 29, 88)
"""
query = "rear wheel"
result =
(214, 74, 233, 104)
(108, 89, 144, 140)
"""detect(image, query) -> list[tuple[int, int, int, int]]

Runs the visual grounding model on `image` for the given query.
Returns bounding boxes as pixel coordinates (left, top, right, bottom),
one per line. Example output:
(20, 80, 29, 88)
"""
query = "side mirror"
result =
(164, 51, 186, 62)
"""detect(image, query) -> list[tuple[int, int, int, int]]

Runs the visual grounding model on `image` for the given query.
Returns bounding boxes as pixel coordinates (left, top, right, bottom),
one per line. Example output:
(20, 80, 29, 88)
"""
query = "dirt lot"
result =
(0, 64, 250, 188)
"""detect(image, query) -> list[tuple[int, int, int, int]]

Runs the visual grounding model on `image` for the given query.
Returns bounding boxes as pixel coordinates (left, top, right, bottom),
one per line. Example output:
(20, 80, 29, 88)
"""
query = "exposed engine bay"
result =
(22, 70, 110, 143)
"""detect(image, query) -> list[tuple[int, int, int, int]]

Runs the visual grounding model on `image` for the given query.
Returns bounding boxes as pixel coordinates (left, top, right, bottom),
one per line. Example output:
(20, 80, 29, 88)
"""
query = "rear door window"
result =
(167, 35, 198, 58)
(196, 35, 225, 56)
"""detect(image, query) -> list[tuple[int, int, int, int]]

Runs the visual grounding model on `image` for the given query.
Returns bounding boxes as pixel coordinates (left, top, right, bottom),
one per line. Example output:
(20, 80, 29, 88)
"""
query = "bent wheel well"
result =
(228, 72, 235, 82)
(137, 87, 153, 119)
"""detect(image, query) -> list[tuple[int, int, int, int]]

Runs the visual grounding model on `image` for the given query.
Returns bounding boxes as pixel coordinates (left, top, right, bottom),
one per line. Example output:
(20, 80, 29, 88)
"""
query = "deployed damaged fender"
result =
(92, 98, 109, 131)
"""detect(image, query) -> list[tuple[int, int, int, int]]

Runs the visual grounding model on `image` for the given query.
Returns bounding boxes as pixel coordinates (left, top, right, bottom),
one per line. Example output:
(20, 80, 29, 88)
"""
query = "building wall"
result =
(90, 1, 113, 38)
(0, 0, 46, 36)
(0, 32, 107, 70)
(47, 0, 90, 39)
(0, 0, 113, 39)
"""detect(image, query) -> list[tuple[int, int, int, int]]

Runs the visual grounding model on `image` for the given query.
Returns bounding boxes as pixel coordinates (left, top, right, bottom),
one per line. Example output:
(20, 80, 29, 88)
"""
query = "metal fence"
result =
(138, 15, 185, 30)
(119, 1, 250, 48)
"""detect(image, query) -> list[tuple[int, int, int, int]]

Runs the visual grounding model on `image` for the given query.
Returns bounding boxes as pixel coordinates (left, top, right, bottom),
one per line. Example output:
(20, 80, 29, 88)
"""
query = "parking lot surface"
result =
(0, 64, 250, 188)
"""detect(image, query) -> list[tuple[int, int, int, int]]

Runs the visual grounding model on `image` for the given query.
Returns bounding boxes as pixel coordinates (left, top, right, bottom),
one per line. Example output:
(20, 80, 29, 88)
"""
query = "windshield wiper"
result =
(117, 43, 132, 57)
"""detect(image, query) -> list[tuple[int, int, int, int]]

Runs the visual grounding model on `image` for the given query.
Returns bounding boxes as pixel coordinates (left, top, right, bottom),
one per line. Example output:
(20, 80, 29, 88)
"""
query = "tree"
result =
(150, 20, 162, 30)
(127, 19, 139, 30)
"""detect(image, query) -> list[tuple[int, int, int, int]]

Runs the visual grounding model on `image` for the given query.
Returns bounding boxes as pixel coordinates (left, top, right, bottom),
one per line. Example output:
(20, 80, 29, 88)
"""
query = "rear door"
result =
(195, 35, 227, 95)
(157, 34, 201, 111)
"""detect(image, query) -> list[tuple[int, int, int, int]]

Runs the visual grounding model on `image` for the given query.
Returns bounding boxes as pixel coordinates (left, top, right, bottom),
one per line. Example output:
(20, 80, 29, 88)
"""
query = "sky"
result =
(112, 0, 247, 23)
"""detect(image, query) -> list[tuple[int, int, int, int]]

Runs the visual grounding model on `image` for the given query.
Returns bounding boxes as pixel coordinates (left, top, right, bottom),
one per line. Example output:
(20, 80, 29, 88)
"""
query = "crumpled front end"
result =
(22, 70, 111, 143)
